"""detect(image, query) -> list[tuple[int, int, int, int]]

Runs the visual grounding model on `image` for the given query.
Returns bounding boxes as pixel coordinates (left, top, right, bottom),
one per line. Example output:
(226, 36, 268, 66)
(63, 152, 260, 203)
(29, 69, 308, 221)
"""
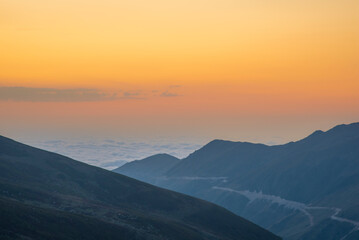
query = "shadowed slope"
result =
(113, 154, 179, 183)
(114, 122, 359, 239)
(0, 135, 279, 240)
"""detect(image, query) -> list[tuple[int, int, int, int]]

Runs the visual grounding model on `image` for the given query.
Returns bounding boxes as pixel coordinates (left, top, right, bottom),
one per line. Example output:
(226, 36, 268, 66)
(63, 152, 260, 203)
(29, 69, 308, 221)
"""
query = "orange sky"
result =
(0, 0, 358, 143)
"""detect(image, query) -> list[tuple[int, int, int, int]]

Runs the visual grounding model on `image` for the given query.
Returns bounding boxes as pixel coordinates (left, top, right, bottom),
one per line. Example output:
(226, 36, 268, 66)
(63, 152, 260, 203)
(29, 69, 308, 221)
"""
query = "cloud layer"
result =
(28, 138, 201, 170)
(0, 87, 117, 102)
(0, 86, 182, 102)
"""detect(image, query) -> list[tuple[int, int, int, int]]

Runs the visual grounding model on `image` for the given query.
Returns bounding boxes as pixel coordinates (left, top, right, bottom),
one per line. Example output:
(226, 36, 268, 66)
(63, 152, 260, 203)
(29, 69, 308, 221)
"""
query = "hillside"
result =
(113, 154, 179, 183)
(115, 122, 359, 239)
(0, 135, 279, 240)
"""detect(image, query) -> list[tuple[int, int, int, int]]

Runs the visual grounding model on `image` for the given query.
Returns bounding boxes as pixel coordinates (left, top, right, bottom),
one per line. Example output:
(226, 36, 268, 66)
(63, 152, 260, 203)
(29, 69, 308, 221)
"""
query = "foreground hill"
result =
(115, 122, 359, 239)
(0, 135, 279, 240)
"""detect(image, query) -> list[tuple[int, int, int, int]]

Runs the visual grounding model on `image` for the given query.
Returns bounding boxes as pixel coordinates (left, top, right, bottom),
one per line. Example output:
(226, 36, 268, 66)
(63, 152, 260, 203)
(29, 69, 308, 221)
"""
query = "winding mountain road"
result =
(213, 186, 359, 240)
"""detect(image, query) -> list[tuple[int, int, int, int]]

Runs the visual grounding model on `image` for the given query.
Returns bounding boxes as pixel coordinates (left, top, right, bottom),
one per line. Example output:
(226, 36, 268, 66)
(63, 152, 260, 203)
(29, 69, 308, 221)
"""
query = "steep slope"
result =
(0, 197, 138, 240)
(0, 135, 279, 240)
(114, 122, 359, 239)
(113, 154, 179, 183)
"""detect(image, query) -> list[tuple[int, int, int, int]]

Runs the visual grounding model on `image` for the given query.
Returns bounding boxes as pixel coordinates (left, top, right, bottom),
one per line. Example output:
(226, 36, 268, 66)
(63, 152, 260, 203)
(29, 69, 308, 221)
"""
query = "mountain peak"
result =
(297, 122, 359, 145)
(144, 153, 179, 160)
(113, 153, 180, 179)
(205, 139, 236, 146)
(327, 122, 359, 133)
(304, 129, 324, 139)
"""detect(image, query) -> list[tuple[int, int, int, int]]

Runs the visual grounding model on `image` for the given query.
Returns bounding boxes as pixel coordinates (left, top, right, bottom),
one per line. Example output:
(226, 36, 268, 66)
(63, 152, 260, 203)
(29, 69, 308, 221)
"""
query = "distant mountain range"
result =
(114, 122, 359, 240)
(0, 135, 279, 240)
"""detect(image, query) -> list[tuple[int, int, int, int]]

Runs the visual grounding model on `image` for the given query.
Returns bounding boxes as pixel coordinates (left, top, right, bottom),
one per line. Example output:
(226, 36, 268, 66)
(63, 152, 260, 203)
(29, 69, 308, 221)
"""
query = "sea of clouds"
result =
(27, 138, 202, 170)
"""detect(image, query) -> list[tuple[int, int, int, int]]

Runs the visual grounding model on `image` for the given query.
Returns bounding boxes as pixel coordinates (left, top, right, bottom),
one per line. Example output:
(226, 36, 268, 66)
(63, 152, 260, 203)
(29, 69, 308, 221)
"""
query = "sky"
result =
(0, 0, 358, 166)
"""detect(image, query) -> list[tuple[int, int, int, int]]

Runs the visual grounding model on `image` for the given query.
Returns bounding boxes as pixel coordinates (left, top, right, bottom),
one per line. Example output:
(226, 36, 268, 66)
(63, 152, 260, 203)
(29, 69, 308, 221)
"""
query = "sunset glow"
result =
(1, 0, 358, 143)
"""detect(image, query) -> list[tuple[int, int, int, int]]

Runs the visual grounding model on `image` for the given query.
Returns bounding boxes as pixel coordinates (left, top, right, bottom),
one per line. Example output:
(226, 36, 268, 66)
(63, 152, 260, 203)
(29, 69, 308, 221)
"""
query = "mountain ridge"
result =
(0, 134, 280, 240)
(114, 122, 359, 239)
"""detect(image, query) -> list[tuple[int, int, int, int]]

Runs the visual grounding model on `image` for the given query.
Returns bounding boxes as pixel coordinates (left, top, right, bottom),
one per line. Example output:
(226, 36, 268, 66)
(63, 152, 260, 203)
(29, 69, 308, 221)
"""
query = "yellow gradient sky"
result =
(0, 0, 358, 143)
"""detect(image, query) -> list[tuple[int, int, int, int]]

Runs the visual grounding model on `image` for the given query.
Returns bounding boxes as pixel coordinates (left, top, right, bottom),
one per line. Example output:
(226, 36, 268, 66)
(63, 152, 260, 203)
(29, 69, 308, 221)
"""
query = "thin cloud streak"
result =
(0, 87, 117, 102)
(160, 90, 180, 97)
(0, 86, 183, 102)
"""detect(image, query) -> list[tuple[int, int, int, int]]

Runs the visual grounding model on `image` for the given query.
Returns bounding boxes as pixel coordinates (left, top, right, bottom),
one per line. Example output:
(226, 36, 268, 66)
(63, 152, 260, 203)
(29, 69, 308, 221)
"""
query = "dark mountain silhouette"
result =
(114, 122, 359, 240)
(0, 135, 280, 240)
(113, 153, 179, 183)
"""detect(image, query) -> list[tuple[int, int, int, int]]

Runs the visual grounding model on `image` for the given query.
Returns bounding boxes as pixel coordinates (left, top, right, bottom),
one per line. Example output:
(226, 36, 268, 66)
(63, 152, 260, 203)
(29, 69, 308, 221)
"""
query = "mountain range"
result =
(0, 135, 279, 240)
(114, 122, 359, 240)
